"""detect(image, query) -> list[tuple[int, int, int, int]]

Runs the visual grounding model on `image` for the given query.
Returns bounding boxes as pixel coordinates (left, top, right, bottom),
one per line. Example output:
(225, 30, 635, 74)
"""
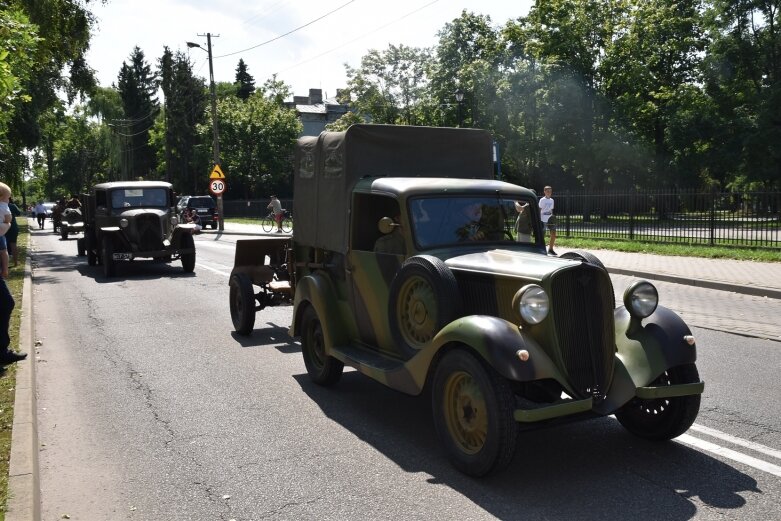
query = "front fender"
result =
(420, 316, 567, 385)
(600, 305, 699, 413)
(291, 272, 352, 348)
(172, 226, 196, 247)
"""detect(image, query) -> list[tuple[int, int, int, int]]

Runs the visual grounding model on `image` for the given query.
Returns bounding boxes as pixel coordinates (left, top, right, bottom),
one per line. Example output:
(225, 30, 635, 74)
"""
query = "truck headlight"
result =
(623, 280, 658, 318)
(171, 216, 178, 226)
(513, 284, 550, 325)
(119, 218, 129, 228)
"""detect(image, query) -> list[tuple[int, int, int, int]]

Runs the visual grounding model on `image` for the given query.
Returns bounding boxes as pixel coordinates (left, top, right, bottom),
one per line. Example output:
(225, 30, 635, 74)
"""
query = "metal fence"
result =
(553, 190, 781, 249)
(223, 191, 781, 250)
(223, 199, 294, 221)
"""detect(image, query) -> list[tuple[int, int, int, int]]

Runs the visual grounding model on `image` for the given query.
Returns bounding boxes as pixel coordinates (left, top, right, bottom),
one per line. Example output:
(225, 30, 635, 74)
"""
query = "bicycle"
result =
(262, 210, 293, 233)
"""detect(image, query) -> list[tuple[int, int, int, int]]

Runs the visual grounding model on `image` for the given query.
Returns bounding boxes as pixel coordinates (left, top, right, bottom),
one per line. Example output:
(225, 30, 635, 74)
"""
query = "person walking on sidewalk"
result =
(539, 185, 557, 255)
(267, 195, 284, 233)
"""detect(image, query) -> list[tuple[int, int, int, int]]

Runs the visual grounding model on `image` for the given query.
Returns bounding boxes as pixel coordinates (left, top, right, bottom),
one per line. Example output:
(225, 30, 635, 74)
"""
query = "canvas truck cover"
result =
(293, 124, 494, 254)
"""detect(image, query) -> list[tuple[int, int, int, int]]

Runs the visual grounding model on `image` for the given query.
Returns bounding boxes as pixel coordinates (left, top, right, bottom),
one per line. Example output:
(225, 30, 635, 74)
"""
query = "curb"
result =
(606, 266, 781, 300)
(6, 254, 40, 520)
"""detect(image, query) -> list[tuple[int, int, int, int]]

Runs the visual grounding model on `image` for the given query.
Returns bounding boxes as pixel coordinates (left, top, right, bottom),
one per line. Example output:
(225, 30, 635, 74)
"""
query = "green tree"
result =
(200, 92, 301, 198)
(603, 0, 706, 188)
(116, 46, 159, 179)
(156, 47, 208, 191)
(345, 44, 433, 125)
(429, 11, 504, 128)
(234, 58, 255, 100)
(702, 0, 781, 190)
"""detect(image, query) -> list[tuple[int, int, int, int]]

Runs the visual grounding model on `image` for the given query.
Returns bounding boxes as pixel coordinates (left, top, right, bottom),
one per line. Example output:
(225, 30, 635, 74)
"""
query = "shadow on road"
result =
(230, 324, 299, 353)
(294, 372, 759, 521)
(30, 247, 197, 283)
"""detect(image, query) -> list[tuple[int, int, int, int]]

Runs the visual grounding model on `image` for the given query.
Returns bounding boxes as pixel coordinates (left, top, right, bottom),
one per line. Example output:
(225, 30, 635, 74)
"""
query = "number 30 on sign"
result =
(209, 179, 226, 195)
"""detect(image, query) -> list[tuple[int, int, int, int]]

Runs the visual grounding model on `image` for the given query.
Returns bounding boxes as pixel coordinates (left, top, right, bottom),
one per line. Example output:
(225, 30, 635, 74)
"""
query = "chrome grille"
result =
(550, 266, 615, 400)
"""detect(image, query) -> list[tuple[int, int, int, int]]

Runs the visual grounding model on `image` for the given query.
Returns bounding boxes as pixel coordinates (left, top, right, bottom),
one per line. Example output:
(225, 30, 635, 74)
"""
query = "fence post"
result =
(629, 188, 635, 240)
(709, 188, 716, 246)
(564, 190, 570, 238)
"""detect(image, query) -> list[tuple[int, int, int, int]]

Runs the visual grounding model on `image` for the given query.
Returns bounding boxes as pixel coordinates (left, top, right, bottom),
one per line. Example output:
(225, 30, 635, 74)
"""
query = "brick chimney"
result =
(309, 88, 323, 104)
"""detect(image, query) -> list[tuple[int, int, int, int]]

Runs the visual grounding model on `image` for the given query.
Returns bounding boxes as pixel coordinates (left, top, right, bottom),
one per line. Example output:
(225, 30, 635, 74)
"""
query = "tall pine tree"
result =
(235, 59, 255, 100)
(116, 46, 159, 179)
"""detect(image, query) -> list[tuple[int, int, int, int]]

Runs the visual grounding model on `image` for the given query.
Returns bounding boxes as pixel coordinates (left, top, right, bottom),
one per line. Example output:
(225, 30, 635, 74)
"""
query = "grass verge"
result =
(0, 223, 28, 517)
(556, 237, 781, 263)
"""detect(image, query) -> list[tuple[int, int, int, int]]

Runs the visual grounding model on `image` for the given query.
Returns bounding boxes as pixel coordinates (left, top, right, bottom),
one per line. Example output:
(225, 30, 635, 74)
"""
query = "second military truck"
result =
(229, 125, 704, 477)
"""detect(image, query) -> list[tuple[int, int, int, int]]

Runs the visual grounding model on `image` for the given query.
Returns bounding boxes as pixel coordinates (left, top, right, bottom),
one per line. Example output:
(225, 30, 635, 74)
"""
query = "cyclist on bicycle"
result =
(267, 195, 284, 233)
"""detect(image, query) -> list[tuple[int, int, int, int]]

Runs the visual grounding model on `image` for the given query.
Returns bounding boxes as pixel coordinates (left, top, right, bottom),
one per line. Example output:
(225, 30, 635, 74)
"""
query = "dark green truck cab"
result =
(230, 124, 704, 476)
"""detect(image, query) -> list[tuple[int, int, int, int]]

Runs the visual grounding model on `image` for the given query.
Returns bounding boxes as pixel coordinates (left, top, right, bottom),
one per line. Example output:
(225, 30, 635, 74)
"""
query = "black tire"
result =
(301, 305, 344, 386)
(87, 246, 97, 266)
(432, 348, 518, 477)
(180, 233, 195, 273)
(102, 238, 115, 278)
(261, 217, 274, 233)
(211, 222, 218, 230)
(229, 273, 256, 335)
(615, 364, 701, 440)
(560, 249, 606, 270)
(61, 227, 68, 240)
(388, 255, 462, 358)
(77, 238, 85, 257)
(282, 218, 293, 233)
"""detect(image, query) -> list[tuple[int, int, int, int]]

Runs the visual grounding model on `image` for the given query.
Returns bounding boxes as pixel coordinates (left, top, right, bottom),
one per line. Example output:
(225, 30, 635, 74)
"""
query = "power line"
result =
(215, 0, 357, 59)
(273, 0, 440, 75)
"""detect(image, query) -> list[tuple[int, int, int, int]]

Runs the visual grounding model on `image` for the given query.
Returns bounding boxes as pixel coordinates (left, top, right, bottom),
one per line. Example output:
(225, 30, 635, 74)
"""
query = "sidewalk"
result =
(206, 221, 781, 300)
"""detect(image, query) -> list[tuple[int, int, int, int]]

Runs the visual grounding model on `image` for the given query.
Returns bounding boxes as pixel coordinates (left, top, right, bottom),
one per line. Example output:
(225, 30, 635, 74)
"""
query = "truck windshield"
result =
(410, 196, 531, 249)
(111, 188, 168, 209)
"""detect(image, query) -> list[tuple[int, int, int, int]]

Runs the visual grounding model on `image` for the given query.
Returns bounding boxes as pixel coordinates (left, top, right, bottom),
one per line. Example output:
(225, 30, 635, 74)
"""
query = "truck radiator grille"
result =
(550, 266, 615, 400)
(135, 214, 164, 251)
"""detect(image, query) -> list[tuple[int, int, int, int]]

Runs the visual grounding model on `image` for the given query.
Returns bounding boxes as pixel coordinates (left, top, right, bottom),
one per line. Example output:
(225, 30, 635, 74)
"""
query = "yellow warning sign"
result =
(210, 164, 225, 179)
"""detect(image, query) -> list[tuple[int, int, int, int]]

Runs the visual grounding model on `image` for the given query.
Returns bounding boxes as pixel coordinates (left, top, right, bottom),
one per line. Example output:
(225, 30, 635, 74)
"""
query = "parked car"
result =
(78, 181, 198, 277)
(176, 195, 218, 229)
(228, 125, 704, 477)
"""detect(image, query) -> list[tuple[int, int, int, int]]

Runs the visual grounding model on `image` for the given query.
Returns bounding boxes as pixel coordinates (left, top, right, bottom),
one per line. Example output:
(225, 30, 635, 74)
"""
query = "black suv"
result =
(177, 195, 218, 229)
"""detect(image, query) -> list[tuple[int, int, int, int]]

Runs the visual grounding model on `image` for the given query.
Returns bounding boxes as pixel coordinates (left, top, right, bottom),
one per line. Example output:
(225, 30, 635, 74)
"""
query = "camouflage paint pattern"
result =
(284, 174, 702, 424)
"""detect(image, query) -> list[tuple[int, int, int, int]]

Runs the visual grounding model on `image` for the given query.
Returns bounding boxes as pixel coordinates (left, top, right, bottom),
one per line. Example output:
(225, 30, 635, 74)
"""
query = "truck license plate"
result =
(112, 253, 132, 260)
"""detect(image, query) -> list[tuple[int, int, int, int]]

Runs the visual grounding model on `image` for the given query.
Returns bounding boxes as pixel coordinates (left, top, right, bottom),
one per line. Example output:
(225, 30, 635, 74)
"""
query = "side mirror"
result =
(378, 216, 398, 235)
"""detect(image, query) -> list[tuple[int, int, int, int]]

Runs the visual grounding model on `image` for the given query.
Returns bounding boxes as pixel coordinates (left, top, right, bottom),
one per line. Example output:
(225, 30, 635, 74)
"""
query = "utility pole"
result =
(188, 33, 224, 231)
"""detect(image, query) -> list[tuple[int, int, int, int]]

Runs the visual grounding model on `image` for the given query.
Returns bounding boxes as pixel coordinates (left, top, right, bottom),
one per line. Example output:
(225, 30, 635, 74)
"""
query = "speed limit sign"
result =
(209, 179, 226, 195)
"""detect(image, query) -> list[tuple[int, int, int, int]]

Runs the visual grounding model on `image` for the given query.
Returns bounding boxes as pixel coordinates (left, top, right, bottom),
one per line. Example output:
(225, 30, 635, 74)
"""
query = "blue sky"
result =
(86, 0, 533, 100)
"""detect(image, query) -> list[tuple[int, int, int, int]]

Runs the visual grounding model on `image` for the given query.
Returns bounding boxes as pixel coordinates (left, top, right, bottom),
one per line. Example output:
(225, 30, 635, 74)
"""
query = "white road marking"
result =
(691, 423, 781, 461)
(194, 240, 236, 251)
(196, 262, 231, 277)
(677, 434, 781, 478)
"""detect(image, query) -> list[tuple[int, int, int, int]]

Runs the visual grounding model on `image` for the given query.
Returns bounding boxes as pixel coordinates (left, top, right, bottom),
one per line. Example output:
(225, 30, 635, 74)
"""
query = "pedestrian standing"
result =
(539, 185, 557, 255)
(6, 198, 20, 267)
(0, 183, 27, 364)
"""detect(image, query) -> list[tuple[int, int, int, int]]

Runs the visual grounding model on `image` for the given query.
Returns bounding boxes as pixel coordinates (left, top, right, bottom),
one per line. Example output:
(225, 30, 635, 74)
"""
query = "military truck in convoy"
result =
(79, 181, 197, 278)
(229, 124, 704, 476)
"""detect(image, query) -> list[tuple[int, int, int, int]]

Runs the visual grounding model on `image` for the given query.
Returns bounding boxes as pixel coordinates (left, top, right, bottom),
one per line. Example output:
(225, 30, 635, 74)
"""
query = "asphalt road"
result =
(29, 229, 781, 520)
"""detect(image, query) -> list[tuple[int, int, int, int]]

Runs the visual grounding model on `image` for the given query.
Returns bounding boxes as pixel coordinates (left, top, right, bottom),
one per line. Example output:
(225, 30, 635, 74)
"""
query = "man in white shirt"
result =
(539, 186, 557, 255)
(34, 201, 47, 230)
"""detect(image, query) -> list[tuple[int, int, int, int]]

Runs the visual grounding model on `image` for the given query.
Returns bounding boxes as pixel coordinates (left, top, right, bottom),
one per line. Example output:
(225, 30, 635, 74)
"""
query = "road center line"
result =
(196, 262, 231, 277)
(676, 434, 781, 478)
(691, 423, 781, 461)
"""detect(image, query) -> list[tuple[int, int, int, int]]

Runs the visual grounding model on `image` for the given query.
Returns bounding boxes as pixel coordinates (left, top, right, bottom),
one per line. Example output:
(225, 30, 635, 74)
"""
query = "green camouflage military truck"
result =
(229, 124, 704, 477)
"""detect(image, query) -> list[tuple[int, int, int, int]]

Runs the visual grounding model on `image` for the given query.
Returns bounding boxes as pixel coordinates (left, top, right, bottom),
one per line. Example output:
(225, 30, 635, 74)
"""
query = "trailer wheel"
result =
(229, 273, 256, 335)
